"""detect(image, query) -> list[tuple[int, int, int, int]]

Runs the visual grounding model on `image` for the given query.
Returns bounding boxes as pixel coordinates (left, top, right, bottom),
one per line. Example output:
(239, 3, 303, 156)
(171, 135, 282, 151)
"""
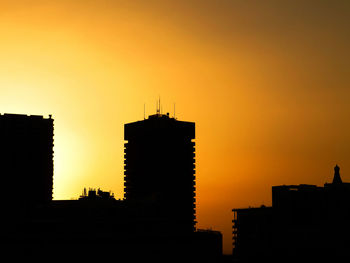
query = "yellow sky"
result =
(0, 0, 349, 254)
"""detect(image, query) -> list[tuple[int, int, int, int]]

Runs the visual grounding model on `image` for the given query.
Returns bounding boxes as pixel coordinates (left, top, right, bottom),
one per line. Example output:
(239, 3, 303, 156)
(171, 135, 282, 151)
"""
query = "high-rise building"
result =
(0, 113, 54, 212)
(124, 112, 196, 232)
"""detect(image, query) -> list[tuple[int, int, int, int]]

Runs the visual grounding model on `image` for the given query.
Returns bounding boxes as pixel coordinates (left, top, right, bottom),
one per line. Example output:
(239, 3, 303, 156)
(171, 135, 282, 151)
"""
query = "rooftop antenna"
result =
(156, 96, 161, 115)
(174, 103, 176, 119)
(159, 96, 161, 115)
(144, 103, 145, 120)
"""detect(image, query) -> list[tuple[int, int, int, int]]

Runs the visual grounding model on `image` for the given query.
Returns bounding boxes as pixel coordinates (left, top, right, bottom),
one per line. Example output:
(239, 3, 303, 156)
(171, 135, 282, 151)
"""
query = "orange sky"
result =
(0, 0, 349, 254)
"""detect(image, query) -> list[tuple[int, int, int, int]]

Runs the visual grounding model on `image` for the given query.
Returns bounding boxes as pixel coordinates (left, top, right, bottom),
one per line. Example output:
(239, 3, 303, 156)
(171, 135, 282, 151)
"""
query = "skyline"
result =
(1, 0, 350, 254)
(0, 112, 221, 261)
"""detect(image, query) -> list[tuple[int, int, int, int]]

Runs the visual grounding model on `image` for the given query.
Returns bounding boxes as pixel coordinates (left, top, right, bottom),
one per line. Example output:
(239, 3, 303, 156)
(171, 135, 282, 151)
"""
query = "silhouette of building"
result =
(0, 114, 53, 214)
(232, 165, 350, 261)
(1, 112, 222, 261)
(124, 112, 196, 232)
(79, 187, 115, 200)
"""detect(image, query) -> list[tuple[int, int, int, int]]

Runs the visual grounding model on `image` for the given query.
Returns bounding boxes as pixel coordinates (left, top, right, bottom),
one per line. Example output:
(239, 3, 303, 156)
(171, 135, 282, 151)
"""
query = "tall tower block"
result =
(0, 114, 54, 212)
(124, 112, 196, 232)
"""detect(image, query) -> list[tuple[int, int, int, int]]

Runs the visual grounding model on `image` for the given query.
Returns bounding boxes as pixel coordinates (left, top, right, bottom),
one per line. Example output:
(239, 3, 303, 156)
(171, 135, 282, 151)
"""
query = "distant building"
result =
(0, 114, 54, 213)
(79, 188, 115, 200)
(124, 112, 196, 232)
(232, 206, 273, 260)
(232, 165, 350, 261)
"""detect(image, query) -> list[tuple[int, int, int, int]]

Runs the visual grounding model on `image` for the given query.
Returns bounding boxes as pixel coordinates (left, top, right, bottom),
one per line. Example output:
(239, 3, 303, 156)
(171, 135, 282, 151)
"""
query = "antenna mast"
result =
(156, 96, 161, 115)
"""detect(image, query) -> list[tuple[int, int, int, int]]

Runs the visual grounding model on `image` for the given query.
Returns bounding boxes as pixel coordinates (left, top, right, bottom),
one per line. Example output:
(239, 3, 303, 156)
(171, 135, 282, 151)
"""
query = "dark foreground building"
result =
(232, 165, 350, 261)
(1, 112, 222, 262)
(0, 114, 54, 215)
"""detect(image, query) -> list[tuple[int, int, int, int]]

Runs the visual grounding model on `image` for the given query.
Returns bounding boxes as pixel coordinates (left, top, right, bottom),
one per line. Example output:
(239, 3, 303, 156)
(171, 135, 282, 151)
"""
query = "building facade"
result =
(0, 113, 54, 212)
(124, 112, 196, 232)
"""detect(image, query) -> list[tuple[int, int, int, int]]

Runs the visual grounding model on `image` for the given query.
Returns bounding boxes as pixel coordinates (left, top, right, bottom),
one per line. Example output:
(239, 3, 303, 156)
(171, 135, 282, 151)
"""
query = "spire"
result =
(332, 164, 342, 184)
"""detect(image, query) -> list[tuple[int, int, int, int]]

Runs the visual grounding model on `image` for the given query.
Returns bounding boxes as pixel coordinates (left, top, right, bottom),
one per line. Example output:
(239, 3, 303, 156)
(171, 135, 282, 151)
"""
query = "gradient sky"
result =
(1, 0, 349, 254)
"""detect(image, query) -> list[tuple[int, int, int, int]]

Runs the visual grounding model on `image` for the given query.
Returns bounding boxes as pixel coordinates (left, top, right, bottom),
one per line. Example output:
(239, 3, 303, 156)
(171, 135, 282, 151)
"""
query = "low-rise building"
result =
(232, 165, 350, 261)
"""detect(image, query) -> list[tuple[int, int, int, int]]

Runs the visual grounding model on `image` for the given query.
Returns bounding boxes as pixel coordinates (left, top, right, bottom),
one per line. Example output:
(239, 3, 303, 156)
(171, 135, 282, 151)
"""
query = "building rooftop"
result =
(0, 113, 52, 119)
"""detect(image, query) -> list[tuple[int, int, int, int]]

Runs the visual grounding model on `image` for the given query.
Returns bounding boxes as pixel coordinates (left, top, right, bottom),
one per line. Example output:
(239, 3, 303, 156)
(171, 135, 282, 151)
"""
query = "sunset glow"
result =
(1, 0, 349, 254)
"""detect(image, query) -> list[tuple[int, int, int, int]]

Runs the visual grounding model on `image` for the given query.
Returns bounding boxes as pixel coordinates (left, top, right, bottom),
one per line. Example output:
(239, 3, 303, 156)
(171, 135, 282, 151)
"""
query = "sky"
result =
(0, 0, 349, 254)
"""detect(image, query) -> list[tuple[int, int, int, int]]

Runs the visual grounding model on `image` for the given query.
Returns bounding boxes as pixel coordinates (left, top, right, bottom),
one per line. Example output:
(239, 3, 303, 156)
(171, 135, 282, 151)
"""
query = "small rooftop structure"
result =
(79, 188, 115, 200)
(332, 164, 342, 184)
